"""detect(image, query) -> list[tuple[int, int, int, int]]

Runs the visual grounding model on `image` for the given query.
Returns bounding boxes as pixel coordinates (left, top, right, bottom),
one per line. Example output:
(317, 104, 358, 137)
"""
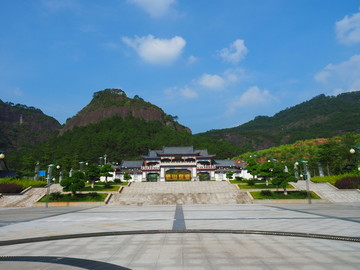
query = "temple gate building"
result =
(117, 146, 251, 182)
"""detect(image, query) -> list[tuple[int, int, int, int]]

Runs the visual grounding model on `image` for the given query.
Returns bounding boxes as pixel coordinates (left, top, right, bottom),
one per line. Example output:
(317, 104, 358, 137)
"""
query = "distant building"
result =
(115, 146, 251, 182)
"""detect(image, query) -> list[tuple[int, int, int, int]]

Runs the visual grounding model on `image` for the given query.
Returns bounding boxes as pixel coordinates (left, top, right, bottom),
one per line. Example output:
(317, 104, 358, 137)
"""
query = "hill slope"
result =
(62, 89, 190, 134)
(199, 91, 360, 151)
(7, 90, 242, 172)
(0, 100, 61, 154)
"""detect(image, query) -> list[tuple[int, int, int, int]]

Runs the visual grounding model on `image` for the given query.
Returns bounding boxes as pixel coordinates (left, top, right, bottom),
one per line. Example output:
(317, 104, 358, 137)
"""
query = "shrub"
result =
(114, 179, 122, 183)
(247, 180, 256, 186)
(335, 177, 360, 189)
(311, 173, 357, 185)
(0, 178, 46, 189)
(88, 192, 99, 198)
(0, 183, 23, 193)
(235, 176, 243, 181)
(260, 190, 272, 196)
(49, 192, 62, 200)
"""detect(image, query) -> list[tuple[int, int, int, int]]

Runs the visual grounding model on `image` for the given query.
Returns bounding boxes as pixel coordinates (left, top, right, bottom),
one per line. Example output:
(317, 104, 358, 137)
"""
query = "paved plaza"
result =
(0, 203, 359, 269)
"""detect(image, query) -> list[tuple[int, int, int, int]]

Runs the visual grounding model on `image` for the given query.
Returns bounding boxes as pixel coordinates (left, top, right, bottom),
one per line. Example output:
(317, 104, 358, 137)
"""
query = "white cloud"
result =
(219, 39, 248, 64)
(336, 10, 360, 45)
(165, 86, 198, 99)
(128, 0, 176, 18)
(226, 86, 276, 115)
(180, 87, 198, 99)
(197, 74, 226, 90)
(315, 54, 360, 94)
(187, 55, 198, 64)
(196, 68, 246, 90)
(122, 35, 186, 65)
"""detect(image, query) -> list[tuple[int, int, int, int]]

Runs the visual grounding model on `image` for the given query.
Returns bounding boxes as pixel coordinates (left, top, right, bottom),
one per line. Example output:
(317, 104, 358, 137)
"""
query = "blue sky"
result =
(1, 0, 359, 133)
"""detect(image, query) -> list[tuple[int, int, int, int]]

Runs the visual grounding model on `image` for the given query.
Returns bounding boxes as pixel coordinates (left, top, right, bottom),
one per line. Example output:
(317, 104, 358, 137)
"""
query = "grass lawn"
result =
(311, 174, 358, 186)
(238, 183, 293, 189)
(0, 178, 47, 189)
(251, 190, 320, 200)
(39, 193, 108, 202)
(81, 185, 120, 191)
(94, 182, 128, 186)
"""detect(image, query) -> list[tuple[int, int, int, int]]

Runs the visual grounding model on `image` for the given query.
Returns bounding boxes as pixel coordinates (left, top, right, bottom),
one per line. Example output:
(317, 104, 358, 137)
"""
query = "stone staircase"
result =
(108, 182, 251, 205)
(291, 180, 360, 203)
(0, 184, 63, 207)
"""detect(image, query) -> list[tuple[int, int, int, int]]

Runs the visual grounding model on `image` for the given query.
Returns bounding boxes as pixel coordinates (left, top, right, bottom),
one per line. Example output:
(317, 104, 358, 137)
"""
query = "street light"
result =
(99, 156, 104, 166)
(349, 146, 360, 154)
(296, 160, 311, 204)
(79, 161, 88, 172)
(45, 164, 61, 208)
(349, 146, 360, 173)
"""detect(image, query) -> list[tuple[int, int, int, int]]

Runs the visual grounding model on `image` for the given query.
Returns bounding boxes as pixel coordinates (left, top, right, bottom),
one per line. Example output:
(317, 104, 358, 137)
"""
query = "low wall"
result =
(35, 201, 107, 207)
(252, 199, 328, 204)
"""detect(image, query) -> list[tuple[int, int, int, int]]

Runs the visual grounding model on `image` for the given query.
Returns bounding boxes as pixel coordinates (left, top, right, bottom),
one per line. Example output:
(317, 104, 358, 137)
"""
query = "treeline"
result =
(2, 101, 43, 113)
(200, 91, 360, 151)
(7, 116, 243, 174)
(235, 133, 360, 177)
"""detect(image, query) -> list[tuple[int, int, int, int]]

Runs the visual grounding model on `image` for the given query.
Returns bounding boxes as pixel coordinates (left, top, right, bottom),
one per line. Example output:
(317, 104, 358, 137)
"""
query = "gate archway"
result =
(165, 169, 191, 181)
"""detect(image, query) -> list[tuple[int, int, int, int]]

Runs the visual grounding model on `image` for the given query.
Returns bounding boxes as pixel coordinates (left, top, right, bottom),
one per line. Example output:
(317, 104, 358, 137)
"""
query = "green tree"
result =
(101, 164, 113, 182)
(87, 164, 101, 188)
(258, 162, 274, 186)
(60, 171, 85, 196)
(271, 166, 297, 195)
(225, 171, 234, 180)
(123, 172, 132, 181)
(246, 159, 259, 179)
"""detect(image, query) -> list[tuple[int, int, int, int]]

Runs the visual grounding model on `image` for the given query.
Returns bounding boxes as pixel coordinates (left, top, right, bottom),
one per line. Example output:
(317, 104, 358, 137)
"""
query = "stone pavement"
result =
(0, 204, 359, 269)
(292, 180, 360, 202)
(109, 182, 251, 205)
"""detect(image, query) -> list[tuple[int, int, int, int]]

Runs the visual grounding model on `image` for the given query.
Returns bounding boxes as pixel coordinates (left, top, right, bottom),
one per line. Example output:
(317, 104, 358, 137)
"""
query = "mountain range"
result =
(1, 89, 359, 172)
(199, 91, 360, 151)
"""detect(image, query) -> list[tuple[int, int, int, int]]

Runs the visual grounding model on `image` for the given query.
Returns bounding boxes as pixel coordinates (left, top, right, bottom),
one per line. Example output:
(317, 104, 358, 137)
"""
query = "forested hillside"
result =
(62, 89, 190, 134)
(0, 100, 61, 154)
(235, 133, 360, 177)
(7, 117, 242, 173)
(199, 91, 360, 151)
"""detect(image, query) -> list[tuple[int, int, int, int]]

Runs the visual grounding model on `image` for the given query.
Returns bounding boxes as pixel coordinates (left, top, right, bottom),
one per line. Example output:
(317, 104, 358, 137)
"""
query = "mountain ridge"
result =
(62, 89, 191, 134)
(0, 100, 61, 154)
(199, 91, 360, 151)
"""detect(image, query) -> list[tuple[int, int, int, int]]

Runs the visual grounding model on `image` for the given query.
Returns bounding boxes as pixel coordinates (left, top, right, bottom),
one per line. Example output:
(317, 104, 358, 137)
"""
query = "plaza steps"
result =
(108, 181, 251, 205)
(291, 180, 360, 203)
(0, 184, 62, 208)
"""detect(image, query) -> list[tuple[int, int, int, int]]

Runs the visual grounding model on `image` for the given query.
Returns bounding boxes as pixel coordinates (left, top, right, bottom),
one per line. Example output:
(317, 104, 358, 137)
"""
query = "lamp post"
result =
(34, 161, 40, 180)
(250, 154, 258, 161)
(350, 146, 360, 173)
(99, 156, 104, 167)
(0, 151, 9, 172)
(79, 161, 88, 172)
(296, 160, 311, 204)
(45, 164, 60, 208)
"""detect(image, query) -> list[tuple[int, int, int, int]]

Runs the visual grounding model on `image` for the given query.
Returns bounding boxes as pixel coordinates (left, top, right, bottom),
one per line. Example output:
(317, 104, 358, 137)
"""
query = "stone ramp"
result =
(292, 180, 360, 203)
(108, 182, 251, 205)
(0, 184, 62, 208)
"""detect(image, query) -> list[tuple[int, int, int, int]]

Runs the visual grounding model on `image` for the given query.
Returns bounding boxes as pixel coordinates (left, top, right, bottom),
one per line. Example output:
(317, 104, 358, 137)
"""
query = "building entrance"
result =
(165, 169, 191, 181)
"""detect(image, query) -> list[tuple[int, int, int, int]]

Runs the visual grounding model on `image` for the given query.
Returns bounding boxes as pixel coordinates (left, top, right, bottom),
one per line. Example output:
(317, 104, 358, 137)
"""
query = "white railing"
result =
(160, 161, 196, 166)
(197, 165, 216, 170)
(141, 166, 160, 171)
